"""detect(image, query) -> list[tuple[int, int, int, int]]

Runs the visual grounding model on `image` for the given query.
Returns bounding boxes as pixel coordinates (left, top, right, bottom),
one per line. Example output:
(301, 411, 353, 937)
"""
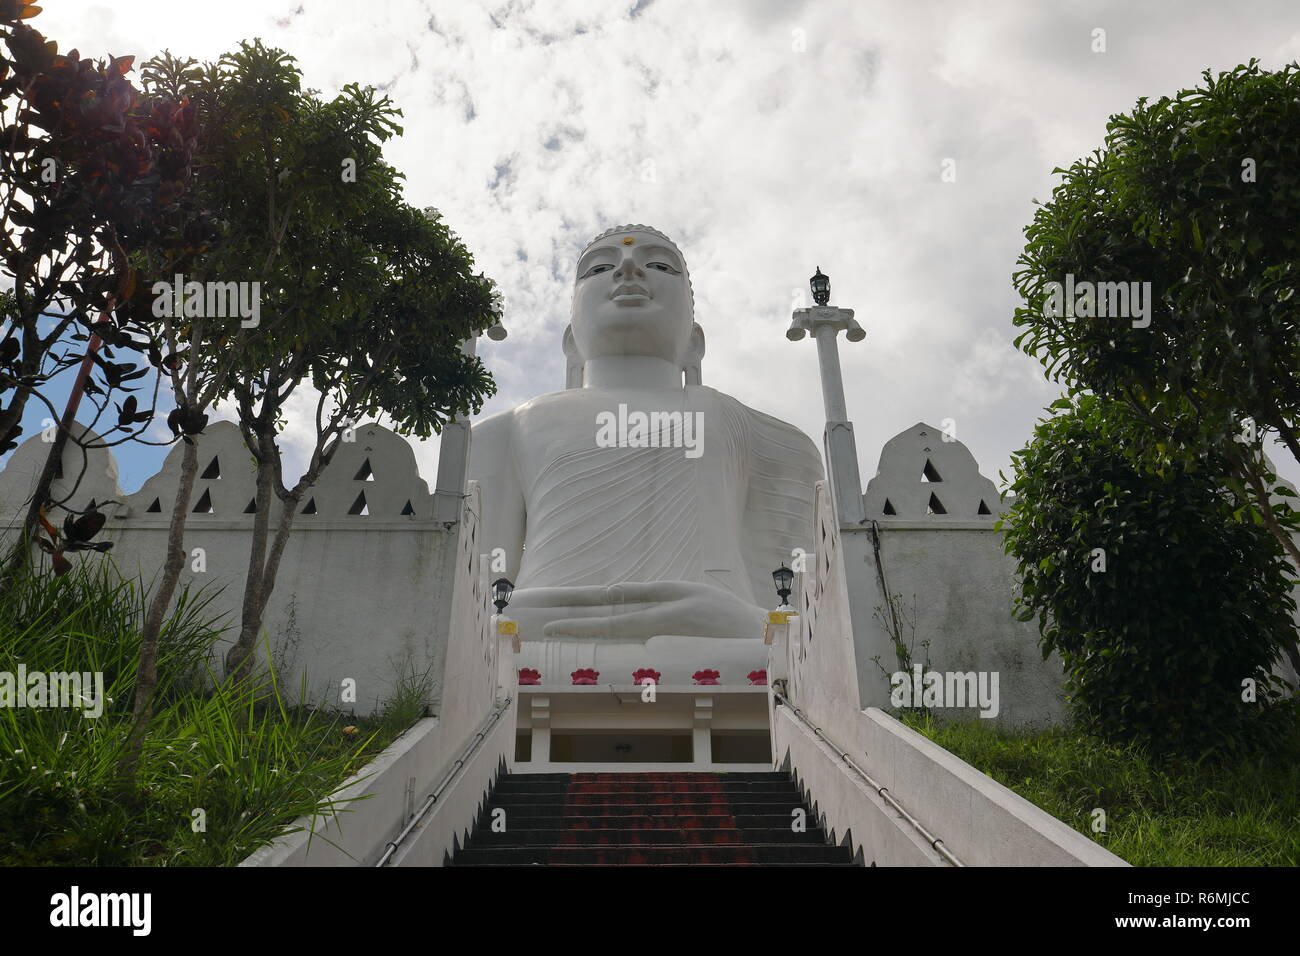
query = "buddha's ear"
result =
(682, 322, 705, 386)
(562, 324, 584, 389)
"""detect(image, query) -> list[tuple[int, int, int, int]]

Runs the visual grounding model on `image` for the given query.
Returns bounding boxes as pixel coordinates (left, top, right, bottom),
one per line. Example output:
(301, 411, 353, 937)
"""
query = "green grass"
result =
(0, 560, 424, 865)
(899, 709, 1300, 866)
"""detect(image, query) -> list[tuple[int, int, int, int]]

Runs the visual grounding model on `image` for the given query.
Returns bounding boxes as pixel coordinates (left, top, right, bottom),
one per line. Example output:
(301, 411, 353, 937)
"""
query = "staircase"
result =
(452, 771, 857, 866)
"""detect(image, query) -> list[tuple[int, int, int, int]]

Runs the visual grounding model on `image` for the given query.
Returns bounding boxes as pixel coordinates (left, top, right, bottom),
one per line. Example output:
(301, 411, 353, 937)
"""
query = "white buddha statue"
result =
(469, 224, 823, 684)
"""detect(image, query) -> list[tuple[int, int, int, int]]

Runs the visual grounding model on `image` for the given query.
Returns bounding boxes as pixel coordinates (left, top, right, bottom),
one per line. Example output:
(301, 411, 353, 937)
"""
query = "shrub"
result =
(1001, 395, 1298, 757)
(0, 561, 403, 864)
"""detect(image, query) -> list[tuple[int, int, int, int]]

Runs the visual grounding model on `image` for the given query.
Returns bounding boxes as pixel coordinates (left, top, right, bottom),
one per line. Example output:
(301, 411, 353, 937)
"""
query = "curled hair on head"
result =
(583, 223, 681, 252)
(578, 224, 695, 310)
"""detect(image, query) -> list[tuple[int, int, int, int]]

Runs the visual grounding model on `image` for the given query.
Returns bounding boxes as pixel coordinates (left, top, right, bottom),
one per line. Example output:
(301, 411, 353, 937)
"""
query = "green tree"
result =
(1012, 61, 1300, 582)
(125, 41, 496, 718)
(0, 2, 197, 575)
(1001, 395, 1297, 757)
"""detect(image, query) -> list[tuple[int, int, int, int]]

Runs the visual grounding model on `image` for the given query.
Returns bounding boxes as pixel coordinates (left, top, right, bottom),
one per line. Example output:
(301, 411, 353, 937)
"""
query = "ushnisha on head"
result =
(569, 224, 701, 371)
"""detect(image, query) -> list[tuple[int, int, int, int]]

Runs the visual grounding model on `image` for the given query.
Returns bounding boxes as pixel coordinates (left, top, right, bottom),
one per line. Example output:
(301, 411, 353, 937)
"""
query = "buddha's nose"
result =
(614, 255, 644, 281)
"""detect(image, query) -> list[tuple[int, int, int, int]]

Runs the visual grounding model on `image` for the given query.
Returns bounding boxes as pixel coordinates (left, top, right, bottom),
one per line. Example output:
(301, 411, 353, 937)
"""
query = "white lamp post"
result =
(787, 268, 867, 526)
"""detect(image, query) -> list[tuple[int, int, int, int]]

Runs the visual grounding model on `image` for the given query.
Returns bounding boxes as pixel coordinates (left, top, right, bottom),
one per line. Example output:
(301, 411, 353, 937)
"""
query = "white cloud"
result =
(31, 0, 1300, 492)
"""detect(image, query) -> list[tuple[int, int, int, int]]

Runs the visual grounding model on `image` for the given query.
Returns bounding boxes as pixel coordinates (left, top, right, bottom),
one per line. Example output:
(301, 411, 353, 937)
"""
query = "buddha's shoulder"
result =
(689, 387, 819, 450)
(471, 389, 601, 437)
(474, 387, 818, 457)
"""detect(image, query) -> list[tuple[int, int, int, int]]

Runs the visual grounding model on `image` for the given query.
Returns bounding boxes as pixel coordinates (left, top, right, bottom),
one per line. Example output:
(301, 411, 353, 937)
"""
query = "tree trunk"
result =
(1235, 458, 1300, 680)
(227, 485, 300, 684)
(0, 388, 35, 578)
(0, 335, 38, 451)
(3, 333, 103, 578)
(11, 418, 71, 559)
(0, 393, 27, 460)
(224, 431, 278, 682)
(117, 439, 199, 788)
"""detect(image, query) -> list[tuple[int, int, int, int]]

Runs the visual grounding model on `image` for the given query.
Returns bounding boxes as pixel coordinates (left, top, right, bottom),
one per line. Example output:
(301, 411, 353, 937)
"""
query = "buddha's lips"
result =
(611, 283, 650, 299)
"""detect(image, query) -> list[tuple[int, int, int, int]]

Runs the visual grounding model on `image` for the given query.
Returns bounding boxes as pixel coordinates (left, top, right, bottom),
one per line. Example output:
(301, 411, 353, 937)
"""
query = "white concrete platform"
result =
(515, 684, 771, 770)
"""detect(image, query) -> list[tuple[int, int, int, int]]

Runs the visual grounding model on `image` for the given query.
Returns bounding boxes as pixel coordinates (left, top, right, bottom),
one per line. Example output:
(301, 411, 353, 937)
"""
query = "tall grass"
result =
(0, 561, 417, 865)
(901, 709, 1300, 866)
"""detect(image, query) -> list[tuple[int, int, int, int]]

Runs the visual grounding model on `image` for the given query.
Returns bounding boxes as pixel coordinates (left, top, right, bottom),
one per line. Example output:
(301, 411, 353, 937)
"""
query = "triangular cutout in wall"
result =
(146, 498, 161, 513)
(243, 498, 257, 514)
(882, 498, 897, 515)
(353, 459, 374, 481)
(977, 499, 992, 515)
(348, 491, 369, 515)
(400, 500, 415, 516)
(301, 498, 317, 515)
(201, 456, 221, 479)
(926, 492, 947, 515)
(192, 489, 213, 514)
(921, 459, 942, 482)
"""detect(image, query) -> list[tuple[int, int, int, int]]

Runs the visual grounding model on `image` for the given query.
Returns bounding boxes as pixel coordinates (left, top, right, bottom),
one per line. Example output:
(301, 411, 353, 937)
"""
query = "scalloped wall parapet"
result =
(862, 422, 1005, 519)
(0, 419, 478, 716)
(0, 421, 435, 523)
(0, 423, 125, 521)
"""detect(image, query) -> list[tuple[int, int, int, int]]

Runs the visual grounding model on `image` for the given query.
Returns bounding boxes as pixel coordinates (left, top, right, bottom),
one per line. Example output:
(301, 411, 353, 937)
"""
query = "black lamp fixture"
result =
(772, 565, 794, 606)
(491, 577, 515, 614)
(810, 267, 830, 306)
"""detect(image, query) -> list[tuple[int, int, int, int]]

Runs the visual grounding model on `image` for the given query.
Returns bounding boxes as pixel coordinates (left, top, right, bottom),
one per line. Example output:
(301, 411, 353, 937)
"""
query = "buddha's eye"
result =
(581, 263, 614, 278)
(648, 262, 680, 274)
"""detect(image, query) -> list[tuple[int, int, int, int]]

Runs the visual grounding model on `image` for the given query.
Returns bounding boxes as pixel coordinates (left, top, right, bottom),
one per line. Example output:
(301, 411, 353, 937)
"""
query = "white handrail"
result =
(375, 697, 513, 867)
(773, 691, 963, 867)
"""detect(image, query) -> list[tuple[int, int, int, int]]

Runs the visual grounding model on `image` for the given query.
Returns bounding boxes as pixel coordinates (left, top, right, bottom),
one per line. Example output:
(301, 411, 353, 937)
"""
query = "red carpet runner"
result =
(452, 771, 855, 866)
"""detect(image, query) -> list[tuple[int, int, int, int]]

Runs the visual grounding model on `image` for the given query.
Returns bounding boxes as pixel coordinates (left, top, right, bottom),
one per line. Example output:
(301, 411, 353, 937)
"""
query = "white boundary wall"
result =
(237, 472, 515, 867)
(770, 480, 1128, 866)
(241, 700, 516, 868)
(843, 422, 1299, 720)
(0, 421, 486, 715)
(2, 422, 519, 866)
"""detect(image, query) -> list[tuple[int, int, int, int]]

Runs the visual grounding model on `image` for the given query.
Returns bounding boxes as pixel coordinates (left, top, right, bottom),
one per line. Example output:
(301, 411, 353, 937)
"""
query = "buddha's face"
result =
(571, 229, 693, 364)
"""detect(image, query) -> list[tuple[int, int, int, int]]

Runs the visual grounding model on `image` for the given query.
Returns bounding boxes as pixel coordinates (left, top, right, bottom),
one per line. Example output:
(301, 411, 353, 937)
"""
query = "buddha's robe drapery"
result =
(514, 387, 823, 624)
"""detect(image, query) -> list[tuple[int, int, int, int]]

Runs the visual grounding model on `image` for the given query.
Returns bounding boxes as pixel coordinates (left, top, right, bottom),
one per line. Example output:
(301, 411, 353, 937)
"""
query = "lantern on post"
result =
(772, 565, 794, 606)
(492, 577, 520, 695)
(491, 577, 514, 613)
(810, 267, 831, 306)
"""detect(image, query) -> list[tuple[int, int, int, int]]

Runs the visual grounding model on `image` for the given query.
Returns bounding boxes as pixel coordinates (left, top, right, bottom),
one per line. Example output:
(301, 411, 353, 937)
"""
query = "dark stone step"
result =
(489, 792, 801, 806)
(494, 781, 800, 794)
(481, 801, 811, 817)
(452, 844, 854, 866)
(452, 772, 851, 867)
(453, 862, 858, 867)
(467, 827, 829, 847)
(507, 772, 791, 783)
(476, 813, 814, 830)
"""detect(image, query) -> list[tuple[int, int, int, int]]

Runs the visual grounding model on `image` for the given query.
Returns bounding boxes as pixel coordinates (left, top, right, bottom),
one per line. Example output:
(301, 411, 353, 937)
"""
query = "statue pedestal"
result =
(518, 634, 766, 686)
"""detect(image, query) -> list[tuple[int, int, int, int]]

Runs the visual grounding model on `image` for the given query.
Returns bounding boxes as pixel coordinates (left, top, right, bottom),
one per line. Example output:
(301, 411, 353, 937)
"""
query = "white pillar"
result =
(692, 695, 714, 767)
(432, 337, 478, 524)
(813, 324, 849, 422)
(494, 615, 519, 702)
(529, 695, 551, 765)
(789, 306, 866, 526)
(764, 610, 792, 685)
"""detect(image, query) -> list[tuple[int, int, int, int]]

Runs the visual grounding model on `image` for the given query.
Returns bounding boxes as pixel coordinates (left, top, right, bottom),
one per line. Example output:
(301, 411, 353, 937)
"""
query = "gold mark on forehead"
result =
(622, 236, 635, 245)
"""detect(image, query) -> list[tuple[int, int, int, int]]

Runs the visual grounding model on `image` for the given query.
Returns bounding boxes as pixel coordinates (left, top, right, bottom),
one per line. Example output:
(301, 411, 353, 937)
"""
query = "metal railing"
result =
(773, 690, 963, 867)
(375, 696, 513, 867)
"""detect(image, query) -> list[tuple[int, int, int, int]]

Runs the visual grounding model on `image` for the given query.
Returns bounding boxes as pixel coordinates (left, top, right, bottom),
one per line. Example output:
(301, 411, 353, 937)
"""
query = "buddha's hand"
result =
(508, 580, 765, 642)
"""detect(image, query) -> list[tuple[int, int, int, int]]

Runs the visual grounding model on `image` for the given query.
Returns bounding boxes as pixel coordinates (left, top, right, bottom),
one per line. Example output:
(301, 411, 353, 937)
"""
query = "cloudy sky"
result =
(11, 0, 1300, 493)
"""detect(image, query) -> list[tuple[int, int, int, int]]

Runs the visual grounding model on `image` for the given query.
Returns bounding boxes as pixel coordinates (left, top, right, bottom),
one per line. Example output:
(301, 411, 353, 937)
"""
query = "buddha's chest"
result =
(512, 391, 740, 498)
